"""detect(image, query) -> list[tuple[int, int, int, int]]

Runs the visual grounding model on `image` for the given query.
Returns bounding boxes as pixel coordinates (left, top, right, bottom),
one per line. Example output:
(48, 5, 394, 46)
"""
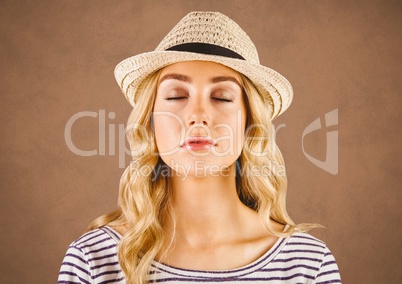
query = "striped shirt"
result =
(58, 226, 341, 283)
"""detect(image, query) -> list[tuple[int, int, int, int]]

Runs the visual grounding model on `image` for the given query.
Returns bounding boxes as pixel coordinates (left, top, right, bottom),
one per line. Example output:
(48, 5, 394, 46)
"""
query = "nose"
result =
(188, 100, 209, 127)
(189, 119, 207, 126)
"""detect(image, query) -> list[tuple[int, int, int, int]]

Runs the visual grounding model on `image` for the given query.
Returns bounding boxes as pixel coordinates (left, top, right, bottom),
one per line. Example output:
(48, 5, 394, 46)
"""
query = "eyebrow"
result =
(158, 73, 242, 88)
(158, 74, 192, 85)
(210, 76, 242, 88)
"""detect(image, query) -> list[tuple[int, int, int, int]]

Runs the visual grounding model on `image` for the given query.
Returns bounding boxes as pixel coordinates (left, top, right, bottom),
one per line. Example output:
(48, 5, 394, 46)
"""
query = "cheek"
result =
(153, 113, 184, 152)
(213, 109, 247, 156)
(219, 108, 246, 134)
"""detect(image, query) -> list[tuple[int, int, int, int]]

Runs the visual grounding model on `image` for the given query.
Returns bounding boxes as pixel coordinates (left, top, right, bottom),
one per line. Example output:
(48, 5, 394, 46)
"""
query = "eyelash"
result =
(165, 97, 186, 101)
(213, 97, 232, 102)
(165, 97, 232, 102)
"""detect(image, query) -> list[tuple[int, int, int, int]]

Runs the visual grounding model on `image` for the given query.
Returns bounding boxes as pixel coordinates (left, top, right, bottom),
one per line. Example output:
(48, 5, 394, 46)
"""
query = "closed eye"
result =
(165, 97, 187, 101)
(211, 97, 232, 102)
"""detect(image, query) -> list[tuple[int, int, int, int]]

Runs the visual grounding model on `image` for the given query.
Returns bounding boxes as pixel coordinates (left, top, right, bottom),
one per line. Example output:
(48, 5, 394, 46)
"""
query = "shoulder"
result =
(285, 231, 335, 260)
(58, 227, 125, 283)
(280, 232, 342, 282)
(66, 226, 121, 261)
(70, 226, 121, 250)
(67, 226, 122, 265)
(287, 231, 327, 249)
(276, 231, 328, 263)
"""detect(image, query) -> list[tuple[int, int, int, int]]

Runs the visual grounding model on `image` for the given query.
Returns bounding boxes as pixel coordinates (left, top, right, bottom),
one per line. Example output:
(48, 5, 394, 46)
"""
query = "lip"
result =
(181, 136, 217, 151)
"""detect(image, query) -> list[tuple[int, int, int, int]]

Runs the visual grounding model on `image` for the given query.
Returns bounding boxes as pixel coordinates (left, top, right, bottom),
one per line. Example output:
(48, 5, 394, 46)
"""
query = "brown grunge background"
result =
(1, 0, 401, 283)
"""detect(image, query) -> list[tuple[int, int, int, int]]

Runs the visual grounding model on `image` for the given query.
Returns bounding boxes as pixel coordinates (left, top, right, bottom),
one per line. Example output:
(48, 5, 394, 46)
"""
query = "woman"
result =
(58, 11, 341, 284)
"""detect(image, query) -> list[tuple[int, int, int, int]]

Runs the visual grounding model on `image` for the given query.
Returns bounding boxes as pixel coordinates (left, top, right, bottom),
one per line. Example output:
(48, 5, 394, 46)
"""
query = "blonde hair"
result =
(87, 69, 321, 284)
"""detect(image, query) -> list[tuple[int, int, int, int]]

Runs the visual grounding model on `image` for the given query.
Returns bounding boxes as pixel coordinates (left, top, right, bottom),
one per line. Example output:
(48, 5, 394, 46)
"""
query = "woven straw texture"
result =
(114, 11, 293, 119)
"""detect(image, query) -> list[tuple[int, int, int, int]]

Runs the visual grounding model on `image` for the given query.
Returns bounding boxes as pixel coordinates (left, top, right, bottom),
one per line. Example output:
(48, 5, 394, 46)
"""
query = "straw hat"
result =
(114, 11, 293, 119)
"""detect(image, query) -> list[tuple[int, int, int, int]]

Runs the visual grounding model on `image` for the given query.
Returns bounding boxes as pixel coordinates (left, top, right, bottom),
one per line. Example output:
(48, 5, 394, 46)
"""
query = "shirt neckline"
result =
(104, 225, 290, 279)
(152, 237, 288, 279)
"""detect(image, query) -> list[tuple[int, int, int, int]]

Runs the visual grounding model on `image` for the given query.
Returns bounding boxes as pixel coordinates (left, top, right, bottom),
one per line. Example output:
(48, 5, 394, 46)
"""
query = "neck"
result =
(165, 164, 255, 246)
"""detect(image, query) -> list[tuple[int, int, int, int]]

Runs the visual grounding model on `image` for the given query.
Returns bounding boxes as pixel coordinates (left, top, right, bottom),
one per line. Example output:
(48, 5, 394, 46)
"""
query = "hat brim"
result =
(114, 51, 293, 119)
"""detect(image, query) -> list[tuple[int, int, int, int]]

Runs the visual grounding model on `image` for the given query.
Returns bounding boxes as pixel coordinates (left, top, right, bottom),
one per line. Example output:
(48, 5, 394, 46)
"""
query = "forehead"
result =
(159, 61, 242, 81)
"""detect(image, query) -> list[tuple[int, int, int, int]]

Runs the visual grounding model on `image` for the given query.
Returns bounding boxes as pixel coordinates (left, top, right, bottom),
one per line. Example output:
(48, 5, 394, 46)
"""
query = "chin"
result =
(164, 158, 235, 180)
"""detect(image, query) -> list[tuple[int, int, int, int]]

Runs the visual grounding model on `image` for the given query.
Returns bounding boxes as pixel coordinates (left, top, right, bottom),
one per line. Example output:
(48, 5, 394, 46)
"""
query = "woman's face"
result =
(153, 61, 247, 178)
